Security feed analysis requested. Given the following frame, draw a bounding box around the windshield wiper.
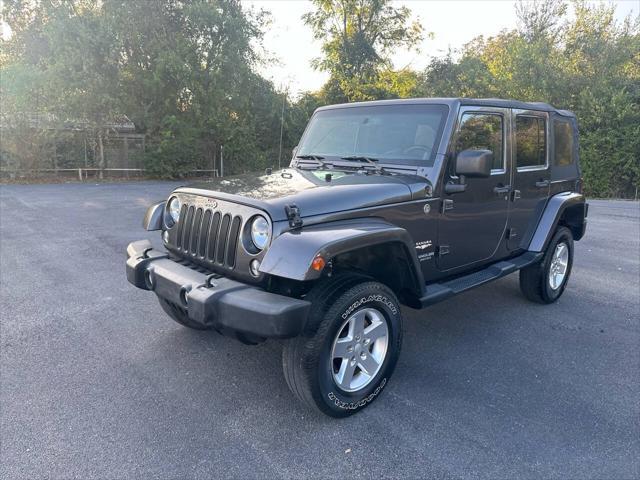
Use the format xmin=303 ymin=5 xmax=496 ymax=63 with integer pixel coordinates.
xmin=340 ymin=155 xmax=388 ymax=174
xmin=296 ymin=154 xmax=325 ymax=160
xmin=341 ymin=155 xmax=378 ymax=164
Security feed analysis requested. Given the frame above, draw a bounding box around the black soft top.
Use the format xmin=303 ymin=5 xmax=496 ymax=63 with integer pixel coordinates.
xmin=317 ymin=97 xmax=576 ymax=118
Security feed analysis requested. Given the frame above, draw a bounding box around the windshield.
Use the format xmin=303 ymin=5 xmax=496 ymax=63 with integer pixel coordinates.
xmin=297 ymin=104 xmax=449 ymax=166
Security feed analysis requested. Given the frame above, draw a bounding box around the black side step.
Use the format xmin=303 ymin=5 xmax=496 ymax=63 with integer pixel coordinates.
xmin=419 ymin=251 xmax=543 ymax=308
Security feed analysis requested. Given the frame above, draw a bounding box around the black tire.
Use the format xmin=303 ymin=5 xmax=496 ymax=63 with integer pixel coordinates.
xmin=158 ymin=297 xmax=213 ymax=330
xmin=520 ymin=226 xmax=574 ymax=304
xmin=282 ymin=274 xmax=403 ymax=418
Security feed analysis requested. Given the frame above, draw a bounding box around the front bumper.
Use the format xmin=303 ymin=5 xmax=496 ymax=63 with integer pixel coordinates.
xmin=126 ymin=240 xmax=310 ymax=339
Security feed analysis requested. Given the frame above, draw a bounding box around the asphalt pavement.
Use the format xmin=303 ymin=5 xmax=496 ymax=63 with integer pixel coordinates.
xmin=1 ymin=182 xmax=638 ymax=479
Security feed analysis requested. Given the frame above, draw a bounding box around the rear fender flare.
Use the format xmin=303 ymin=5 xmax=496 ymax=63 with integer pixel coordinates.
xmin=529 ymin=192 xmax=587 ymax=252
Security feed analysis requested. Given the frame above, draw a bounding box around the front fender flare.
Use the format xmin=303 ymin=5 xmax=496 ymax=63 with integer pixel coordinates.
xmin=143 ymin=201 xmax=165 ymax=231
xmin=260 ymin=218 xmax=425 ymax=287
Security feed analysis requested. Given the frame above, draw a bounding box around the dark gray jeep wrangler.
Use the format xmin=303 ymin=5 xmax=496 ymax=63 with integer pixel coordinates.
xmin=127 ymin=98 xmax=588 ymax=417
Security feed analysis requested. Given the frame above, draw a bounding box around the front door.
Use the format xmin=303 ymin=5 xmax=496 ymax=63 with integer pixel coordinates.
xmin=507 ymin=110 xmax=551 ymax=250
xmin=437 ymin=107 xmax=511 ymax=271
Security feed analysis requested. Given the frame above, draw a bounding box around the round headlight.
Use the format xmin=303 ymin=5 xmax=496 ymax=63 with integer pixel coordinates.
xmin=250 ymin=216 xmax=270 ymax=250
xmin=167 ymin=196 xmax=181 ymax=225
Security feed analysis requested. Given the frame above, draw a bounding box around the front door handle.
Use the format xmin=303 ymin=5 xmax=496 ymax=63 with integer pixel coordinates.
xmin=535 ymin=180 xmax=550 ymax=188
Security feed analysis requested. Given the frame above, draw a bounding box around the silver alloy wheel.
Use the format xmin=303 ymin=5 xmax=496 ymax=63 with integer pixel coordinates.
xmin=548 ymin=242 xmax=569 ymax=290
xmin=330 ymin=307 xmax=389 ymax=392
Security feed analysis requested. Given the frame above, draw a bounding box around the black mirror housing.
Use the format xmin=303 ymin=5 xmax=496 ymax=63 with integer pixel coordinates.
xmin=455 ymin=149 xmax=493 ymax=178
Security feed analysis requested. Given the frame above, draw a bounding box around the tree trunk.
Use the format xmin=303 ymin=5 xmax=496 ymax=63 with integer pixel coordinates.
xmin=97 ymin=130 xmax=105 ymax=180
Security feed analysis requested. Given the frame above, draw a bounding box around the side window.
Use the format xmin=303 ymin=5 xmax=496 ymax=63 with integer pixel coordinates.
xmin=554 ymin=119 xmax=574 ymax=166
xmin=455 ymin=113 xmax=504 ymax=171
xmin=515 ymin=115 xmax=546 ymax=169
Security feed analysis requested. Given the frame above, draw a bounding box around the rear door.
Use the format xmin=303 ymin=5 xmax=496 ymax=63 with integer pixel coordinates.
xmin=507 ymin=110 xmax=550 ymax=250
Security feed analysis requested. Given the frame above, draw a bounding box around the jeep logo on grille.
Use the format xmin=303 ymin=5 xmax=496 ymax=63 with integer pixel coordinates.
xmin=189 ymin=196 xmax=219 ymax=210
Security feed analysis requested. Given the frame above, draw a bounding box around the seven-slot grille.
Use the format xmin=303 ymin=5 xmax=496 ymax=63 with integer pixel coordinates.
xmin=175 ymin=203 xmax=242 ymax=269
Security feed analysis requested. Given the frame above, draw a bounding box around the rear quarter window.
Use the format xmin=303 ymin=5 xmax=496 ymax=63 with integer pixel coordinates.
xmin=554 ymin=119 xmax=575 ymax=166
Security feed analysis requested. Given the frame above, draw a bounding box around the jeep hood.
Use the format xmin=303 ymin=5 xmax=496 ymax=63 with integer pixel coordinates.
xmin=180 ymin=168 xmax=429 ymax=221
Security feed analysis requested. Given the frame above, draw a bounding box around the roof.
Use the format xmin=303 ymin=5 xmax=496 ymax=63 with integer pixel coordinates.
xmin=316 ymin=97 xmax=576 ymax=117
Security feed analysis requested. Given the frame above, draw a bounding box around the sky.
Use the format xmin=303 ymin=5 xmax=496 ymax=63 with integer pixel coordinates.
xmin=244 ymin=0 xmax=638 ymax=96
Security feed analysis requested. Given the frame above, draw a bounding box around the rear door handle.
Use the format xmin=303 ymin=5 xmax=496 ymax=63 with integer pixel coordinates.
xmin=535 ymin=180 xmax=550 ymax=188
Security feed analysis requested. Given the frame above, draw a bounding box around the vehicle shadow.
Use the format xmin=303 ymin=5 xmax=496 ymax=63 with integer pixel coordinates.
xmin=141 ymin=274 xmax=546 ymax=423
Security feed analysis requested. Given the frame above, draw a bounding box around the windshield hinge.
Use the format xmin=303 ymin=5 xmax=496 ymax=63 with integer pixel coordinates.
xmin=285 ymin=204 xmax=303 ymax=229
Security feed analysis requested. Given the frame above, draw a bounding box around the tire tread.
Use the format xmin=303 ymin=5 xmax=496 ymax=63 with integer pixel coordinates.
xmin=282 ymin=274 xmax=402 ymax=417
xmin=519 ymin=226 xmax=573 ymax=304
xmin=283 ymin=273 xmax=367 ymax=413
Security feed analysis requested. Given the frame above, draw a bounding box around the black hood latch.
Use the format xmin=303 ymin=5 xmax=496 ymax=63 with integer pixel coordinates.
xmin=285 ymin=204 xmax=303 ymax=229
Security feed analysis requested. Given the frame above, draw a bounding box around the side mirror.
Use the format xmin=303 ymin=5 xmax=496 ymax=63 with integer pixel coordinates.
xmin=455 ymin=149 xmax=493 ymax=178
xmin=444 ymin=149 xmax=494 ymax=194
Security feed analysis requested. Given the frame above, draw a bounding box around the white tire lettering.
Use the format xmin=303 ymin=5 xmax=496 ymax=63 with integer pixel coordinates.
xmin=342 ymin=295 xmax=397 ymax=320
xmin=327 ymin=378 xmax=387 ymax=410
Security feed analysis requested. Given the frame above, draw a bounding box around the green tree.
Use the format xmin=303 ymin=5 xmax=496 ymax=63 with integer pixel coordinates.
xmin=303 ymin=0 xmax=423 ymax=102
xmin=515 ymin=0 xmax=567 ymax=41
xmin=2 ymin=0 xmax=123 ymax=177
xmin=419 ymin=0 xmax=639 ymax=197
xmin=1 ymin=0 xmax=292 ymax=178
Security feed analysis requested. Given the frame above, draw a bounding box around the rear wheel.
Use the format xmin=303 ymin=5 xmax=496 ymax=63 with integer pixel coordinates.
xmin=520 ymin=226 xmax=574 ymax=304
xmin=282 ymin=274 xmax=402 ymax=417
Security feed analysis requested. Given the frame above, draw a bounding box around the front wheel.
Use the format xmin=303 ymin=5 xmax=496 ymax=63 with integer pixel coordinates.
xmin=520 ymin=226 xmax=574 ymax=304
xmin=282 ymin=275 xmax=403 ymax=417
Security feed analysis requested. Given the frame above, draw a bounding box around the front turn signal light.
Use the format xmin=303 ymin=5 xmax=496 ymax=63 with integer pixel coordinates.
xmin=311 ymin=256 xmax=326 ymax=272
